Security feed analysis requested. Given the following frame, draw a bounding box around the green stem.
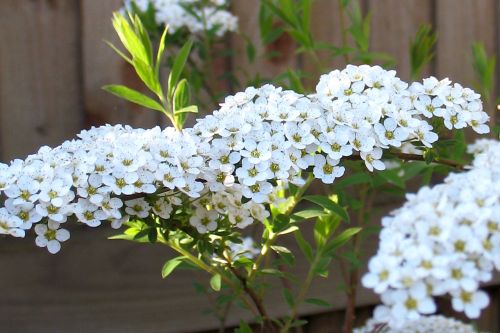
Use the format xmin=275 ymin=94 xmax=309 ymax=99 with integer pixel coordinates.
xmin=280 ymin=251 xmax=321 ymax=333
xmin=248 ymin=174 xmax=314 ymax=282
xmin=342 ymin=186 xmax=372 ymax=333
xmin=223 ymin=253 xmax=274 ymax=331
xmin=158 ymin=238 xmax=259 ymax=317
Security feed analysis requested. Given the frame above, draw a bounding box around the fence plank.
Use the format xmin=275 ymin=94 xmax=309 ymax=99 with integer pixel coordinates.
xmin=0 ymin=0 xmax=83 ymax=161
xmin=436 ymin=0 xmax=497 ymax=116
xmin=231 ymin=0 xmax=299 ymax=90
xmin=81 ymin=0 xmax=163 ymax=128
xmin=370 ymin=0 xmax=433 ymax=80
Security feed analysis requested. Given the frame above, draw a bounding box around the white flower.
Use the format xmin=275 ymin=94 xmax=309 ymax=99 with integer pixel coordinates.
xmin=34 ymin=221 xmax=70 ymax=254
xmin=152 ymin=198 xmax=173 ymax=219
xmin=235 ymin=159 xmax=270 ymax=186
xmin=451 ymin=289 xmax=489 ymax=318
xmin=125 ymin=198 xmax=151 ymax=219
xmin=0 ymin=207 xmax=25 ymax=237
xmin=103 ymin=170 xmax=139 ymax=195
xmin=360 ymin=148 xmax=385 ymax=172
xmin=412 ymin=123 xmax=438 ymax=148
xmin=189 ymin=208 xmax=218 ymax=234
xmin=74 ymin=199 xmax=108 ymax=227
xmin=240 ymin=139 xmax=272 ymax=164
xmin=313 ymin=155 xmax=345 ymax=184
xmin=362 ymin=256 xmax=399 ymax=293
xmin=284 ymin=122 xmax=315 ymax=149
xmin=241 ymin=181 xmax=273 ymax=203
xmin=209 ymin=149 xmax=240 ymax=173
xmin=374 ymin=118 xmax=408 ymax=147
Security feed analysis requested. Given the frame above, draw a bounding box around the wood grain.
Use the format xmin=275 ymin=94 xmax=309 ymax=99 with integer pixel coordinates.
xmin=0 ymin=0 xmax=83 ymax=161
xmin=436 ymin=0 xmax=497 ymax=115
xmin=369 ymin=0 xmax=433 ymax=80
xmin=81 ymin=0 xmax=164 ymax=128
xmin=230 ymin=0 xmax=299 ymax=90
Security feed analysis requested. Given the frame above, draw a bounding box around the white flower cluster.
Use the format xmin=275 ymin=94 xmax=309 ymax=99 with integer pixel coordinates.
xmin=0 ymin=125 xmax=269 ymax=253
xmin=363 ymin=139 xmax=500 ymax=327
xmin=0 ymin=65 xmax=488 ymax=254
xmin=122 ymin=0 xmax=238 ymax=36
xmin=354 ymin=315 xmax=479 ymax=333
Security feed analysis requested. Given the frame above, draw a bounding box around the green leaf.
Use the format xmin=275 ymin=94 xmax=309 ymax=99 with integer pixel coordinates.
xmin=377 ymin=169 xmax=405 ymax=189
xmin=283 ymin=288 xmax=294 ymax=307
xmin=261 ymin=268 xmax=285 ymax=277
xmin=245 ymin=37 xmax=256 ymax=63
xmin=294 ymin=230 xmax=313 ymax=262
xmin=112 ymin=13 xmax=150 ymax=65
xmin=301 ymin=0 xmax=313 ymax=32
xmin=314 ymin=215 xmax=340 ymax=246
xmin=173 ymin=79 xmax=190 ymax=112
xmin=472 ymin=42 xmax=496 ymax=102
xmin=174 ymin=105 xmax=199 ymax=114
xmin=271 ymin=245 xmax=295 ymax=266
xmin=103 ymin=85 xmax=165 ymax=112
xmin=131 ymin=14 xmax=153 ymax=66
xmin=161 ymin=256 xmax=184 ymax=278
xmin=168 ymin=39 xmax=194 ymax=99
xmin=303 ymin=195 xmax=350 ymax=222
xmin=210 ymin=274 xmax=222 ymax=291
xmin=410 ymin=24 xmax=437 ymax=80
xmin=290 ymin=209 xmax=326 ymax=222
xmin=324 ymin=227 xmax=362 ymax=254
xmin=305 ymin=297 xmax=331 ymax=308
xmin=155 ymin=25 xmax=169 ymax=76
xmin=104 ymin=40 xmax=133 ymax=65
xmin=286 ymin=70 xmax=305 ymax=94
xmin=236 ymin=321 xmax=253 ymax=333
xmin=132 ymin=57 xmax=161 ymax=95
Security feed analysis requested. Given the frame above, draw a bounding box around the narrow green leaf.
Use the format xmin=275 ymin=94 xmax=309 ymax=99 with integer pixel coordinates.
xmin=210 ymin=274 xmax=222 ymax=291
xmin=112 ymin=13 xmax=149 ymax=65
xmin=161 ymin=256 xmax=184 ymax=278
xmin=324 ymin=227 xmax=362 ymax=254
xmin=168 ymin=39 xmax=194 ymax=99
xmin=261 ymin=268 xmax=285 ymax=277
xmin=303 ymin=195 xmax=350 ymax=222
xmin=103 ymin=85 xmax=165 ymax=112
xmin=173 ymin=79 xmax=190 ymax=111
xmin=283 ymin=288 xmax=294 ymax=307
xmin=305 ymin=298 xmax=332 ymax=307
xmin=290 ymin=209 xmax=326 ymax=222
xmin=132 ymin=57 xmax=161 ymax=96
xmin=155 ymin=25 xmax=169 ymax=75
xmin=104 ymin=40 xmax=132 ymax=65
xmin=409 ymin=24 xmax=437 ymax=80
xmin=174 ymin=105 xmax=199 ymax=114
xmin=294 ymin=230 xmax=313 ymax=262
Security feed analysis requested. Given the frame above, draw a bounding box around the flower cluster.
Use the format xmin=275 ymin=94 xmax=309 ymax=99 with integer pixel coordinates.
xmin=0 ymin=65 xmax=489 ymax=254
xmin=354 ymin=315 xmax=479 ymax=333
xmin=363 ymin=139 xmax=500 ymax=327
xmin=122 ymin=0 xmax=238 ymax=36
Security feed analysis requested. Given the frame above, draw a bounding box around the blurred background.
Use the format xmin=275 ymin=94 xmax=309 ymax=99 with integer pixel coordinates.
xmin=0 ymin=0 xmax=499 ymax=332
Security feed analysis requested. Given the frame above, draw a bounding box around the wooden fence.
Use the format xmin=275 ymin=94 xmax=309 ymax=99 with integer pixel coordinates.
xmin=0 ymin=0 xmax=499 ymax=332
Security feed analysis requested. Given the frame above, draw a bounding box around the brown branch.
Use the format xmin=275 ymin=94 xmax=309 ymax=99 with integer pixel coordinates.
xmin=342 ymin=186 xmax=373 ymax=333
xmin=223 ymin=254 xmax=276 ymax=333
xmin=343 ymin=152 xmax=465 ymax=170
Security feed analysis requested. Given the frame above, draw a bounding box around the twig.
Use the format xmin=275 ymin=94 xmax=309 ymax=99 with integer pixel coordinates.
xmin=223 ymin=253 xmax=276 ymax=333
